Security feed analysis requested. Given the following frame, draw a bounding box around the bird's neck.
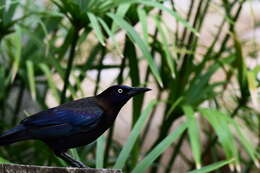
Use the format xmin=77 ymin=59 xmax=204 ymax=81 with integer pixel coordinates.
xmin=95 ymin=96 xmax=122 ymax=118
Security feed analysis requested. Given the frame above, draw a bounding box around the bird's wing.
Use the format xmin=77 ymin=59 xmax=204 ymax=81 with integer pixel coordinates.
xmin=21 ymin=108 xmax=103 ymax=138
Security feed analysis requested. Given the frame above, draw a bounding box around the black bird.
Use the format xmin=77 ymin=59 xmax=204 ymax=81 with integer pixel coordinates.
xmin=0 ymin=85 xmax=151 ymax=168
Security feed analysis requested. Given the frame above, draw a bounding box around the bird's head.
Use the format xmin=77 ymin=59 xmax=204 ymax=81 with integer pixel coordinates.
xmin=96 ymin=85 xmax=151 ymax=111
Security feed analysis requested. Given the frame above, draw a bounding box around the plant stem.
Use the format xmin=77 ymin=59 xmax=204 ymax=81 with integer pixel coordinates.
xmin=190 ymin=101 xmax=244 ymax=170
xmin=213 ymin=1 xmax=243 ymax=59
xmin=104 ymin=125 xmax=114 ymax=167
xmin=12 ymin=81 xmax=24 ymax=125
xmin=94 ymin=48 xmax=106 ymax=95
xmin=180 ymin=0 xmax=194 ymax=49
xmin=60 ymin=26 xmax=80 ymax=104
xmin=141 ymin=91 xmax=161 ymax=143
xmin=165 ymin=130 xmax=187 ymax=173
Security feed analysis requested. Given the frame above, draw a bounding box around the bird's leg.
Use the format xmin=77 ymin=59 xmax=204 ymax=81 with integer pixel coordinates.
xmin=56 ymin=152 xmax=88 ymax=168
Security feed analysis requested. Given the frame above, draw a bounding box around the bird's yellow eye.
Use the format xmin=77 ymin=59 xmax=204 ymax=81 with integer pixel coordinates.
xmin=118 ymin=88 xmax=123 ymax=93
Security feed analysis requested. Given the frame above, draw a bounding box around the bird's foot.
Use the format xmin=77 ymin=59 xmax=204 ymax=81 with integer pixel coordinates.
xmin=56 ymin=152 xmax=89 ymax=168
xmin=71 ymin=160 xmax=88 ymax=168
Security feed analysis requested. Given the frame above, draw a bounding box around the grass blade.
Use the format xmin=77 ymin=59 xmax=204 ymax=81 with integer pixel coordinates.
xmin=87 ymin=12 xmax=105 ymax=46
xmin=224 ymin=113 xmax=259 ymax=168
xmin=131 ymin=122 xmax=187 ymax=173
xmin=111 ymin=3 xmax=131 ymax=32
xmin=188 ymin=158 xmax=235 ymax=173
xmin=108 ymin=13 xmax=163 ymax=87
xmin=97 ymin=17 xmax=123 ymax=57
xmin=26 ymin=60 xmax=36 ymax=100
xmin=96 ymin=135 xmax=105 ymax=168
xmin=137 ymin=7 xmax=148 ymax=43
xmin=69 ymin=149 xmax=80 ymax=162
xmin=137 ymin=0 xmax=199 ymax=36
xmin=39 ymin=63 xmax=60 ymax=103
xmin=200 ymin=109 xmax=239 ymax=167
xmin=154 ymin=15 xmax=175 ymax=78
xmin=114 ymin=100 xmax=157 ymax=169
xmin=183 ymin=105 xmax=201 ymax=169
xmin=247 ymin=71 xmax=258 ymax=109
xmin=0 ymin=156 xmax=10 ymax=164
xmin=4 ymin=26 xmax=22 ymax=82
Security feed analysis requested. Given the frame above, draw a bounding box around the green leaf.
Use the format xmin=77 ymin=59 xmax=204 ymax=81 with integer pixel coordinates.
xmin=131 ymin=122 xmax=187 ymax=173
xmin=108 ymin=13 xmax=163 ymax=87
xmin=166 ymin=97 xmax=183 ymax=118
xmin=188 ymin=158 xmax=235 ymax=173
xmin=69 ymin=149 xmax=80 ymax=162
xmin=26 ymin=60 xmax=36 ymax=100
xmin=4 ymin=26 xmax=22 ymax=82
xmin=183 ymin=105 xmax=201 ymax=169
xmin=97 ymin=17 xmax=123 ymax=57
xmin=0 ymin=0 xmax=6 ymax=19
xmin=39 ymin=63 xmax=60 ymax=103
xmin=3 ymin=0 xmax=19 ymax=25
xmin=137 ymin=7 xmax=148 ymax=43
xmin=96 ymin=135 xmax=105 ymax=168
xmin=87 ymin=12 xmax=105 ymax=46
xmin=185 ymin=64 xmax=219 ymax=105
xmin=154 ymin=15 xmax=175 ymax=78
xmin=247 ymin=71 xmax=258 ymax=108
xmin=0 ymin=67 xmax=5 ymax=100
xmin=200 ymin=109 xmax=238 ymax=162
xmin=233 ymin=33 xmax=249 ymax=99
xmin=114 ymin=100 xmax=157 ymax=169
xmin=124 ymin=37 xmax=141 ymax=125
xmin=137 ymin=0 xmax=199 ymax=36
xmin=0 ymin=156 xmax=10 ymax=164
xmin=38 ymin=19 xmax=49 ymax=56
xmin=111 ymin=3 xmax=131 ymax=32
xmin=224 ymin=112 xmax=259 ymax=168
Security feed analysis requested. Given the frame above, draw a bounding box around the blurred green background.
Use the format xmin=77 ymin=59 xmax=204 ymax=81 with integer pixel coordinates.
xmin=0 ymin=0 xmax=259 ymax=172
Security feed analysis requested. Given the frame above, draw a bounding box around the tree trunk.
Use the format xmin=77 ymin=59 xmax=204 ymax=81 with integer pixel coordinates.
xmin=0 ymin=164 xmax=122 ymax=173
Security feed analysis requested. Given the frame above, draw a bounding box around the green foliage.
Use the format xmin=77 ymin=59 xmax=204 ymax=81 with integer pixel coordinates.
xmin=0 ymin=0 xmax=259 ymax=172
xmin=183 ymin=105 xmax=201 ymax=169
xmin=188 ymin=159 xmax=235 ymax=173
xmin=114 ymin=100 xmax=157 ymax=169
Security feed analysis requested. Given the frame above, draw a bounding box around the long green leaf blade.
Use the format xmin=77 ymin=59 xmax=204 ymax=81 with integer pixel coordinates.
xmin=96 ymin=135 xmax=105 ymax=168
xmin=70 ymin=149 xmax=80 ymax=162
xmin=183 ymin=105 xmax=201 ymax=169
xmin=111 ymin=3 xmax=131 ymax=32
xmin=154 ymin=15 xmax=175 ymax=78
xmin=39 ymin=63 xmax=60 ymax=103
xmin=97 ymin=17 xmax=123 ymax=57
xmin=0 ymin=156 xmax=10 ymax=164
xmin=200 ymin=109 xmax=239 ymax=165
xmin=137 ymin=7 xmax=148 ymax=43
xmin=114 ymin=100 xmax=157 ymax=169
xmin=188 ymin=159 xmax=235 ymax=173
xmin=131 ymin=122 xmax=187 ymax=173
xmin=223 ymin=112 xmax=259 ymax=168
xmin=137 ymin=0 xmax=199 ymax=36
xmin=5 ymin=26 xmax=22 ymax=82
xmin=26 ymin=60 xmax=36 ymax=100
xmin=108 ymin=13 xmax=163 ymax=87
xmin=87 ymin=12 xmax=105 ymax=46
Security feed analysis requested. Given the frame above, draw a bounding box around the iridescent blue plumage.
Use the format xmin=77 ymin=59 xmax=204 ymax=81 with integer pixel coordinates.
xmin=0 ymin=85 xmax=151 ymax=168
xmin=22 ymin=108 xmax=102 ymax=138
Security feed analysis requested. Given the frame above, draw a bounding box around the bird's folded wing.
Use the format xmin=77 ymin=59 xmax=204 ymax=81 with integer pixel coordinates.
xmin=20 ymin=108 xmax=103 ymax=137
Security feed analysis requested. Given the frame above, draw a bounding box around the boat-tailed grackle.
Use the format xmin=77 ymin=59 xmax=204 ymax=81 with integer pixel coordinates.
xmin=0 ymin=85 xmax=151 ymax=168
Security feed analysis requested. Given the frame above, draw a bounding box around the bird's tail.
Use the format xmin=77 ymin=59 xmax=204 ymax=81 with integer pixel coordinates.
xmin=0 ymin=125 xmax=29 ymax=146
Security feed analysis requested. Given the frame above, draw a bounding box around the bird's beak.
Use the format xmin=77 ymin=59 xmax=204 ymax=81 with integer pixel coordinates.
xmin=128 ymin=87 xmax=151 ymax=96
